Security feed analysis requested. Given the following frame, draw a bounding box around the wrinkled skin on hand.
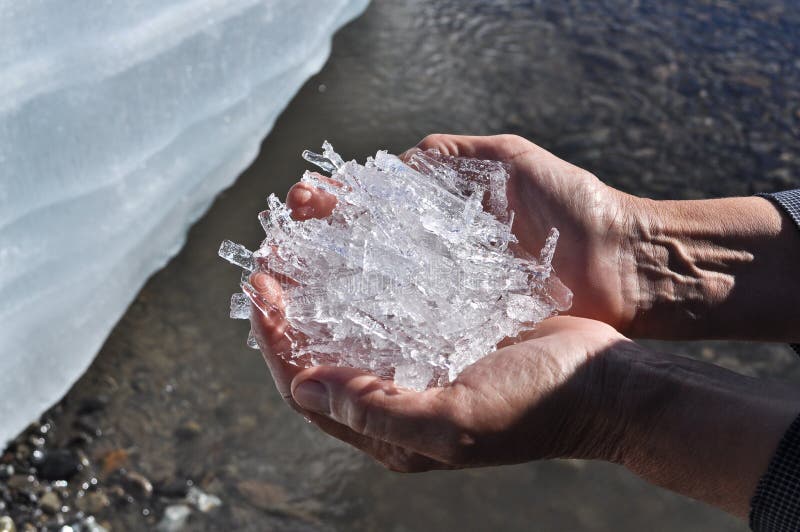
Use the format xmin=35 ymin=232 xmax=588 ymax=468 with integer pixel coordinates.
xmin=402 ymin=134 xmax=644 ymax=334
xmin=250 ymin=273 xmax=634 ymax=472
xmin=245 ymin=134 xmax=800 ymax=520
xmin=247 ymin=135 xmax=646 ymax=471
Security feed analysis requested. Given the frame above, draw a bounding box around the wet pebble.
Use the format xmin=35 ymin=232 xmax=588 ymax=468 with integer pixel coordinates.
xmin=99 ymin=449 xmax=129 ymax=475
xmin=186 ymin=486 xmax=221 ymax=513
xmin=75 ymin=490 xmax=110 ymax=514
xmin=76 ymin=396 xmax=109 ymax=416
xmin=66 ymin=432 xmax=94 ymax=448
xmin=120 ymin=471 xmax=153 ymax=500
xmin=0 ymin=464 xmax=14 ymax=480
xmin=38 ymin=491 xmax=61 ymax=515
xmin=79 ymin=516 xmax=109 ymax=532
xmin=236 ymin=480 xmax=289 ymax=511
xmin=153 ymin=479 xmax=190 ymax=499
xmin=0 ymin=516 xmax=14 ymax=532
xmin=14 ymin=444 xmax=31 ymax=462
xmin=174 ymin=420 xmax=202 ymax=440
xmin=7 ymin=475 xmax=36 ymax=491
xmin=156 ymin=504 xmax=191 ymax=532
xmin=35 ymin=450 xmax=81 ymax=481
xmin=73 ymin=417 xmax=102 ymax=439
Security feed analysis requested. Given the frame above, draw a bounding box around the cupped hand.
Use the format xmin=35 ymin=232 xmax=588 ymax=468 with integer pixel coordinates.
xmin=245 ymin=133 xmax=647 ymax=470
xmin=249 ymin=269 xmax=637 ymax=472
xmin=402 ymin=134 xmax=648 ymax=335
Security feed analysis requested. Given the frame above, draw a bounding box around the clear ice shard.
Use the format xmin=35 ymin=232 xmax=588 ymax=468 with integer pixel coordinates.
xmin=229 ymin=293 xmax=251 ymax=320
xmin=0 ymin=0 xmax=368 ymax=447
xmin=219 ymin=240 xmax=256 ymax=272
xmin=222 ymin=143 xmax=572 ymax=391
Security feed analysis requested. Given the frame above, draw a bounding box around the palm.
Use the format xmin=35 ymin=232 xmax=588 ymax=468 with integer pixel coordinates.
xmin=412 ymin=134 xmax=640 ymax=332
xmin=247 ymin=134 xmax=640 ymax=470
xmin=442 ymin=316 xmax=624 ymax=465
xmin=250 ymin=282 xmax=626 ymax=471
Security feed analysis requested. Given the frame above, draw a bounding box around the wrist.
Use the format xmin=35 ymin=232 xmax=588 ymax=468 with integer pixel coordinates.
xmin=557 ymin=336 xmax=651 ymax=463
xmin=625 ymin=195 xmax=799 ymax=340
xmin=614 ymin=346 xmax=800 ymax=517
xmin=624 ymin=195 xmax=727 ymax=338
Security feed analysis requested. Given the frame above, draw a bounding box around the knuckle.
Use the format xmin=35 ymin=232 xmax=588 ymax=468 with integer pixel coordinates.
xmin=494 ymin=133 xmax=526 ymax=148
xmin=346 ymin=390 xmax=387 ymax=438
xmin=418 ymin=133 xmax=447 ymax=150
xmin=496 ymin=133 xmax=522 ymax=143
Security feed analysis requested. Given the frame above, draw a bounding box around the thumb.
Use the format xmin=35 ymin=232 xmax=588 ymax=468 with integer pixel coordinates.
xmin=290 ymin=366 xmax=470 ymax=465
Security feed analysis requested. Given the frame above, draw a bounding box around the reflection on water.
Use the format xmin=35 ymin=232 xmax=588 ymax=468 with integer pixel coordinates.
xmin=12 ymin=0 xmax=800 ymax=530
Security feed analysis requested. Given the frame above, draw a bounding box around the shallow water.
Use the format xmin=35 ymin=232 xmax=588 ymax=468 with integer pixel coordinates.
xmin=12 ymin=0 xmax=800 ymax=530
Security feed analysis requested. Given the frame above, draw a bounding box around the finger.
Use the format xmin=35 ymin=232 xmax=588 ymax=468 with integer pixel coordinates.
xmin=403 ymin=133 xmax=532 ymax=161
xmin=290 ymin=366 xmax=468 ymax=465
xmin=253 ymin=244 xmax=302 ymax=287
xmin=246 ymin=272 xmax=303 ymax=398
xmin=286 ymin=175 xmax=339 ymax=220
xmin=305 ymin=412 xmax=451 ymax=473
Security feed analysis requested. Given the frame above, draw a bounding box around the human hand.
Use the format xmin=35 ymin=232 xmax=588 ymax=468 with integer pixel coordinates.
xmin=400 ymin=134 xmax=800 ymax=341
xmin=400 ymin=134 xmax=645 ymax=334
xmin=248 ymin=270 xmax=635 ymax=471
xmin=245 ymin=134 xmax=800 ymax=521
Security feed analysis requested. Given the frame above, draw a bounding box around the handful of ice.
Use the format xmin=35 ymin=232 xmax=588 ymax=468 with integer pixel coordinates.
xmin=219 ymin=143 xmax=571 ymax=390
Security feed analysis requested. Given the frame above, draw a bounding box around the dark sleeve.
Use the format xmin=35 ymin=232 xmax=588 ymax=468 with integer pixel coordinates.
xmin=751 ymin=415 xmax=800 ymax=531
xmin=756 ymin=189 xmax=800 ymax=357
xmin=750 ymin=189 xmax=800 ymax=531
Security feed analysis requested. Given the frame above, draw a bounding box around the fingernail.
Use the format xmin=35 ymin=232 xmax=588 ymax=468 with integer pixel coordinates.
xmin=250 ymin=272 xmax=269 ymax=291
xmin=293 ymin=380 xmax=330 ymax=414
xmin=294 ymin=187 xmax=313 ymax=205
xmin=398 ymin=148 xmax=416 ymax=162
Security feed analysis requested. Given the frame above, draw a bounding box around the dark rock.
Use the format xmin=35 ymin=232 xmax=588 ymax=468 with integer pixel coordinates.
xmin=0 ymin=464 xmax=13 ymax=480
xmin=34 ymin=450 xmax=81 ymax=481
xmin=120 ymin=471 xmax=153 ymax=500
xmin=66 ymin=432 xmax=94 ymax=448
xmin=174 ymin=421 xmax=202 ymax=441
xmin=77 ymin=396 xmax=109 ymax=416
xmin=154 ymin=480 xmax=190 ymax=499
xmin=73 ymin=416 xmax=102 ymax=438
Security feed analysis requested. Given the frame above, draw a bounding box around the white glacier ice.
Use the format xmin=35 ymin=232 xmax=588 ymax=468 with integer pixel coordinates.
xmin=221 ymin=144 xmax=572 ymax=390
xmin=0 ymin=0 xmax=369 ymax=446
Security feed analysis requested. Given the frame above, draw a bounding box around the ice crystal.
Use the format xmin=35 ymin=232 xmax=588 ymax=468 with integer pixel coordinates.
xmin=220 ymin=143 xmax=572 ymax=390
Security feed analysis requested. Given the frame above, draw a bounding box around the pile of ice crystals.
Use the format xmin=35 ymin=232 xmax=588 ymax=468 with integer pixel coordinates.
xmin=220 ymin=142 xmax=572 ymax=390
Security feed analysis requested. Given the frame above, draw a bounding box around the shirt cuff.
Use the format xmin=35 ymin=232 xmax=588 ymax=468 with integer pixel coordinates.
xmin=750 ymin=413 xmax=800 ymax=531
xmin=757 ymin=190 xmax=800 ymax=229
xmin=756 ymin=190 xmax=800 ymax=357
